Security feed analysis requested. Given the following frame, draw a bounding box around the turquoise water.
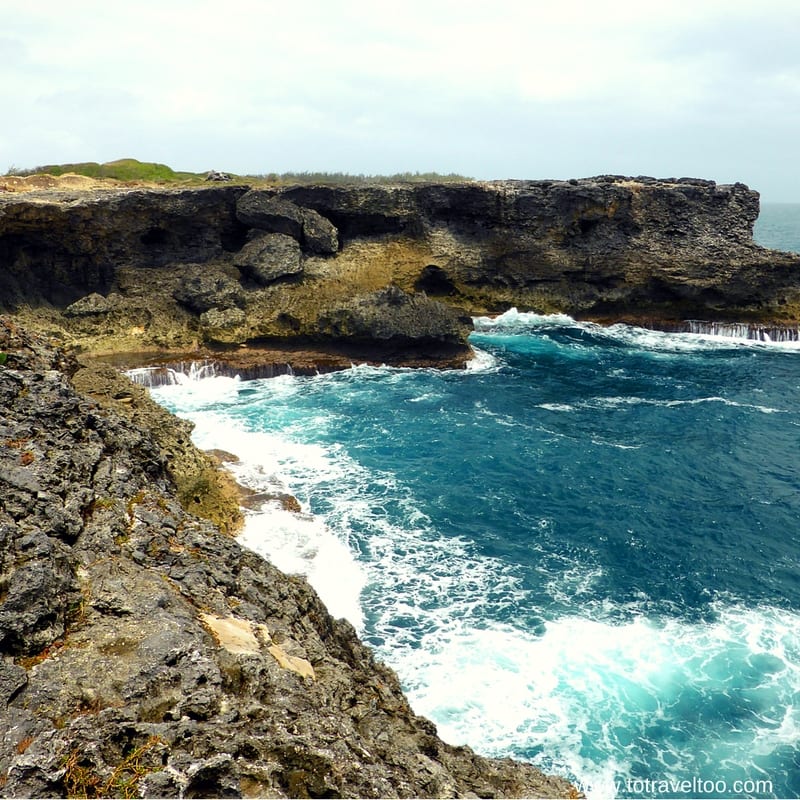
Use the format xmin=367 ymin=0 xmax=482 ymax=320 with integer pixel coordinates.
xmin=151 ymin=205 xmax=800 ymax=799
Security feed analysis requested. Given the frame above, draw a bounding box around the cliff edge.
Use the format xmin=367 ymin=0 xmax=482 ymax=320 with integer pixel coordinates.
xmin=0 ymin=318 xmax=578 ymax=798
xmin=2 ymin=177 xmax=799 ymax=369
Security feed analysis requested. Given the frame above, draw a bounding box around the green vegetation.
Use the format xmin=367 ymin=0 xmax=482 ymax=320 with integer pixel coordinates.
xmin=4 ymin=159 xmax=473 ymax=186
xmin=252 ymin=170 xmax=473 ymax=185
xmin=10 ymin=158 xmax=205 ymax=183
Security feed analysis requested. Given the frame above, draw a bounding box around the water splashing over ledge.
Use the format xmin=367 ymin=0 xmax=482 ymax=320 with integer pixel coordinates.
xmin=121 ymin=319 xmax=800 ymax=390
xmin=125 ymin=359 xmax=296 ymax=387
xmin=684 ymin=320 xmax=800 ymax=342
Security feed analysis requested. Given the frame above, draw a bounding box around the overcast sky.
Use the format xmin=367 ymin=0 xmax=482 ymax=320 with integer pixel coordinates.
xmin=2 ymin=0 xmax=799 ymax=200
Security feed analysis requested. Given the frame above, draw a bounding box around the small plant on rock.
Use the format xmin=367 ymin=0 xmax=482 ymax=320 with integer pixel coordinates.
xmin=62 ymin=736 xmax=165 ymax=799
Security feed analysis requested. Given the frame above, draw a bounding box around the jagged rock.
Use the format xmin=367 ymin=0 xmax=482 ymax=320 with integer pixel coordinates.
xmin=233 ymin=233 xmax=303 ymax=284
xmin=0 ymin=532 xmax=81 ymax=655
xmin=200 ymin=306 xmax=246 ymax=330
xmin=0 ymin=660 xmax=27 ymax=706
xmin=205 ymin=170 xmax=232 ymax=182
xmin=69 ymin=360 xmax=242 ymax=535
xmin=63 ymin=292 xmax=120 ymax=317
xmin=0 ymin=319 xmax=577 ymax=799
xmin=317 ymin=285 xmax=471 ymax=354
xmin=300 ymin=207 xmax=338 ymax=254
xmin=172 ymin=273 xmax=245 ymax=313
xmin=236 ymin=193 xmax=305 ymax=239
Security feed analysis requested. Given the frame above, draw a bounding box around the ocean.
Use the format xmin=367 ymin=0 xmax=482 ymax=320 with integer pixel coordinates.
xmin=148 ymin=203 xmax=800 ymax=799
xmin=754 ymin=203 xmax=800 ymax=254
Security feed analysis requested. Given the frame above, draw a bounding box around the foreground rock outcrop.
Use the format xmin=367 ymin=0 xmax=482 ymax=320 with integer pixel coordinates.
xmin=2 ymin=177 xmax=800 ymax=368
xmin=0 ymin=319 xmax=578 ymax=798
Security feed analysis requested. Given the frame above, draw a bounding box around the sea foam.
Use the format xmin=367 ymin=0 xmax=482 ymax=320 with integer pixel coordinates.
xmin=397 ymin=604 xmax=800 ymax=798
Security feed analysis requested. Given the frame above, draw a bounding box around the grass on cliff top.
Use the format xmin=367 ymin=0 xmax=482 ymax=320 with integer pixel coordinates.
xmin=4 ymin=159 xmax=473 ymax=186
xmin=7 ymin=158 xmax=206 ymax=184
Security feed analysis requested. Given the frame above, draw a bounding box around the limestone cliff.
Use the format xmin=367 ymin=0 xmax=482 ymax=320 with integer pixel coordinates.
xmin=2 ymin=177 xmax=799 ymax=368
xmin=272 ymin=177 xmax=800 ymax=319
xmin=0 ymin=319 xmax=578 ymax=798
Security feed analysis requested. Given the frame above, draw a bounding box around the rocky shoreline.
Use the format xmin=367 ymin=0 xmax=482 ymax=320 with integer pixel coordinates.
xmin=2 ymin=176 xmax=799 ymax=798
xmin=0 ymin=319 xmax=579 ymax=798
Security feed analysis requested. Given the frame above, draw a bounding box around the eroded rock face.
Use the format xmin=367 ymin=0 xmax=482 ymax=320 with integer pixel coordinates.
xmin=316 ymin=286 xmax=471 ymax=358
xmin=277 ymin=177 xmax=800 ymax=315
xmin=0 ymin=186 xmax=248 ymax=308
xmin=0 ymin=319 xmax=578 ymax=799
xmin=173 ymin=273 xmax=245 ymax=313
xmin=3 ymin=177 xmax=800 ymax=367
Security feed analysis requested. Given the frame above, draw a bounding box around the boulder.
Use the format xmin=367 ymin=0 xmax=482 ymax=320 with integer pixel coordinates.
xmin=236 ymin=191 xmax=339 ymax=255
xmin=172 ymin=273 xmax=245 ymax=313
xmin=233 ymin=233 xmax=303 ymax=285
xmin=63 ymin=292 xmax=120 ymax=317
xmin=236 ymin=193 xmax=305 ymax=239
xmin=317 ymin=285 xmax=471 ymax=351
xmin=300 ymin=207 xmax=338 ymax=254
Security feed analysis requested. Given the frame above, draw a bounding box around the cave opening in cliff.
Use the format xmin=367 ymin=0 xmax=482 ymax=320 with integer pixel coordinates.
xmin=140 ymin=227 xmax=170 ymax=246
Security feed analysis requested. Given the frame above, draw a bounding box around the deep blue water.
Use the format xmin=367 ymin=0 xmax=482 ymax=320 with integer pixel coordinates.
xmin=150 ymin=204 xmax=800 ymax=799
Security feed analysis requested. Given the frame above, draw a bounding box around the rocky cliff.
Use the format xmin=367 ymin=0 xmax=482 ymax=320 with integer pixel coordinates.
xmin=1 ymin=179 xmax=791 ymax=798
xmin=0 ymin=319 xmax=578 ymax=798
xmin=2 ymin=177 xmax=799 ymax=368
xmin=277 ymin=177 xmax=800 ymax=317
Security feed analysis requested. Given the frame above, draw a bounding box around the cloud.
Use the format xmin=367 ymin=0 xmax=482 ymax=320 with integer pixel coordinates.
xmin=1 ymin=0 xmax=799 ymax=198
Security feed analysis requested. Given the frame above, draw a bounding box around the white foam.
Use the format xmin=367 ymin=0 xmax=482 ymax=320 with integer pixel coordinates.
xmin=149 ymin=374 xmax=242 ymax=409
xmin=470 ymin=310 xmax=800 ymax=354
xmin=591 ymin=395 xmax=784 ymax=414
xmin=465 ymin=346 xmax=499 ymax=372
xmin=155 ymin=407 xmax=368 ymax=629
xmin=590 ymin=438 xmax=641 ymax=449
xmin=605 ymin=323 xmax=800 ymax=354
xmin=537 ymin=403 xmax=575 ymax=412
xmin=392 ymin=603 xmax=800 ymax=794
xmin=472 ymin=308 xmax=577 ymax=331
xmin=238 ymin=503 xmax=366 ymax=627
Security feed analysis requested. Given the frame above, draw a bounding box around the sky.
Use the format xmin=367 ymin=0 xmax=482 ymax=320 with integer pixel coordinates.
xmin=2 ymin=0 xmax=799 ymax=200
